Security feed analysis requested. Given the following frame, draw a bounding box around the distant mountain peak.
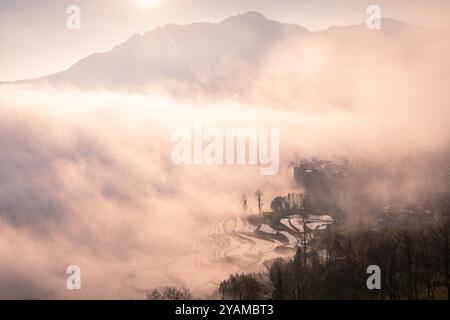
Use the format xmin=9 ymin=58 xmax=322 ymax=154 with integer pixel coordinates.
xmin=7 ymin=12 xmax=423 ymax=90
xmin=379 ymin=17 xmax=412 ymax=31
xmin=223 ymin=11 xmax=269 ymax=24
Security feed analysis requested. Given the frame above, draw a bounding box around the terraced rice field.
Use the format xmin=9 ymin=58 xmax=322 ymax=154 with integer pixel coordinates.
xmin=121 ymin=214 xmax=333 ymax=298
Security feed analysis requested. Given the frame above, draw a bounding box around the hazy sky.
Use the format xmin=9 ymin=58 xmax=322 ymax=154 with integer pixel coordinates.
xmin=1 ymin=0 xmax=450 ymax=81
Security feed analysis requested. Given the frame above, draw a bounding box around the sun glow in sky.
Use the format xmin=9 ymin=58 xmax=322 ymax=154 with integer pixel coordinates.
xmin=138 ymin=0 xmax=158 ymax=7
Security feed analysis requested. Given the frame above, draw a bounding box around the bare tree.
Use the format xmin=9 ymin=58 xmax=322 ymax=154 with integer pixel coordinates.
xmin=146 ymin=287 xmax=192 ymax=300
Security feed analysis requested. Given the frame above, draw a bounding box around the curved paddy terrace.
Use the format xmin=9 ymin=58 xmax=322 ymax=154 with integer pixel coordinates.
xmin=122 ymin=213 xmax=334 ymax=298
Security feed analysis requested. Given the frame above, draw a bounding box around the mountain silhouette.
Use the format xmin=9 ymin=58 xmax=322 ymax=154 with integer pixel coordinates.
xmin=9 ymin=12 xmax=444 ymax=107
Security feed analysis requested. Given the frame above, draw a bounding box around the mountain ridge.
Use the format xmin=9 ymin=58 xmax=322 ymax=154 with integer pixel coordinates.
xmin=8 ymin=12 xmax=415 ymax=85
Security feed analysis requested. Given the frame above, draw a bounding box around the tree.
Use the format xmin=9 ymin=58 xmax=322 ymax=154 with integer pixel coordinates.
xmin=271 ymin=197 xmax=286 ymax=213
xmin=431 ymin=225 xmax=450 ymax=300
xmin=146 ymin=287 xmax=192 ymax=300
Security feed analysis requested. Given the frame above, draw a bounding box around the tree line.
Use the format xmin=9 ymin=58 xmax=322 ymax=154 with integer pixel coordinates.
xmin=219 ymin=221 xmax=450 ymax=300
